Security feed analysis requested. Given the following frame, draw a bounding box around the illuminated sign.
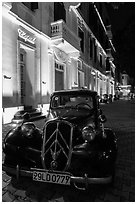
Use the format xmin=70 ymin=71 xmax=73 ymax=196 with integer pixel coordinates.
xmin=18 ymin=28 xmax=36 ymax=44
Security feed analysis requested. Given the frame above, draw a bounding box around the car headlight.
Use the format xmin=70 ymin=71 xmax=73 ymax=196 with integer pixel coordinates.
xmin=82 ymin=125 xmax=96 ymax=142
xmin=21 ymin=122 xmax=36 ymax=138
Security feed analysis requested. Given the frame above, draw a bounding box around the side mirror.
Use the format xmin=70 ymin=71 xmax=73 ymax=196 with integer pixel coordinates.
xmin=99 ymin=115 xmax=107 ymax=123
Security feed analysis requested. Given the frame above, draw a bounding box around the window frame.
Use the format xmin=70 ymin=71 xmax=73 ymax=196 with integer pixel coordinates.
xmin=89 ymin=37 xmax=93 ymax=59
xmin=99 ymin=54 xmax=102 ymax=68
xmin=78 ymin=27 xmax=85 ymax=53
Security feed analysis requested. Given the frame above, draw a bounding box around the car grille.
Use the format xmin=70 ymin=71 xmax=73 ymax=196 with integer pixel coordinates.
xmin=41 ymin=120 xmax=73 ymax=171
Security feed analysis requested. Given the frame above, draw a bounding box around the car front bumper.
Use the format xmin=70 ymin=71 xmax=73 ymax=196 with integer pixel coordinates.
xmin=2 ymin=164 xmax=112 ymax=185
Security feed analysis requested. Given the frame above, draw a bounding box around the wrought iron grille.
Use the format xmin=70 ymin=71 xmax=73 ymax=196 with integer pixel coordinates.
xmin=41 ymin=120 xmax=73 ymax=171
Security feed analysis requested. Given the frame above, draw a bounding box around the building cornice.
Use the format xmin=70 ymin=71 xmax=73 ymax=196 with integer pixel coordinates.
xmin=8 ymin=10 xmax=50 ymax=41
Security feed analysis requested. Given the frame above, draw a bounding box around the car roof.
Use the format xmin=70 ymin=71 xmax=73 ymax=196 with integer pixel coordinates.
xmin=51 ymin=89 xmax=97 ymax=97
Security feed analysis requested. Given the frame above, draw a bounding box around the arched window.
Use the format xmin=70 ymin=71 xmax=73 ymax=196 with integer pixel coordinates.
xmin=54 ymin=2 xmax=66 ymax=22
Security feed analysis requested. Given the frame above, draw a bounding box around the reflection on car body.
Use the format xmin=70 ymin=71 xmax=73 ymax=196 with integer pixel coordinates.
xmin=2 ymin=89 xmax=117 ymax=190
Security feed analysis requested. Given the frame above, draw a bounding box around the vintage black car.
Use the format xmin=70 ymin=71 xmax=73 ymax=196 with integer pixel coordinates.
xmin=3 ymin=89 xmax=117 ymax=190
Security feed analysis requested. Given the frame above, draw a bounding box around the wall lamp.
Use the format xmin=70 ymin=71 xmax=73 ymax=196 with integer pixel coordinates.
xmin=42 ymin=81 xmax=46 ymax=84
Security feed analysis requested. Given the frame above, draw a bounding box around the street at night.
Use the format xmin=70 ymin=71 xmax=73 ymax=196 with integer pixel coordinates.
xmin=2 ymin=99 xmax=135 ymax=202
xmin=2 ymin=2 xmax=135 ymax=202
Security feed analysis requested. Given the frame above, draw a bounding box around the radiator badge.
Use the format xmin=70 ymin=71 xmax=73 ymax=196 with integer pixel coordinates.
xmin=50 ymin=148 xmax=61 ymax=169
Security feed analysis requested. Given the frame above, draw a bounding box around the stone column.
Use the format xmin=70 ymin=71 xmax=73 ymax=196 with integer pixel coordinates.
xmin=65 ymin=58 xmax=72 ymax=90
xmin=48 ymin=48 xmax=55 ymax=94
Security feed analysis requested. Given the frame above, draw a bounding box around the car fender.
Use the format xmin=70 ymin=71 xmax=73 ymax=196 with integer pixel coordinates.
xmin=3 ymin=124 xmax=43 ymax=151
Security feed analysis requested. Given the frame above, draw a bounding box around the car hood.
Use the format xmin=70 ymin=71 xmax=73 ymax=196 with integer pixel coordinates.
xmin=48 ymin=108 xmax=95 ymax=124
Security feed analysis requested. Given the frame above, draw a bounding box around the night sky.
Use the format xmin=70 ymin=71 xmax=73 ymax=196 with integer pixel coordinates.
xmin=106 ymin=2 xmax=135 ymax=84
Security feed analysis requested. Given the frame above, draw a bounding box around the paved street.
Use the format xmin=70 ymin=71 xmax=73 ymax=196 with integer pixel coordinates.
xmin=2 ymin=99 xmax=135 ymax=202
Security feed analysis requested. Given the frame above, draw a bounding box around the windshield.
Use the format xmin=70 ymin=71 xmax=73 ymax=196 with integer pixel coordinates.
xmin=51 ymin=95 xmax=93 ymax=109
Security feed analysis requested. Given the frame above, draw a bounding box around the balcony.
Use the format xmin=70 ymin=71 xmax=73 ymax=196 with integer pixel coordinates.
xmin=106 ymin=48 xmax=114 ymax=61
xmin=51 ymin=20 xmax=80 ymax=56
xmin=106 ymin=25 xmax=112 ymax=40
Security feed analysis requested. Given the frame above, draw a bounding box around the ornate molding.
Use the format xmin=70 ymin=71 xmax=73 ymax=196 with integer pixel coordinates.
xmin=52 ymin=46 xmax=68 ymax=63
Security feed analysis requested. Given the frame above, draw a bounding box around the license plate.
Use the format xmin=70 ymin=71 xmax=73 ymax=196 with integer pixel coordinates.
xmin=33 ymin=171 xmax=71 ymax=185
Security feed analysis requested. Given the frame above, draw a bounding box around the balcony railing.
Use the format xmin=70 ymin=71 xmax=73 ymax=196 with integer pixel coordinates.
xmin=51 ymin=20 xmax=80 ymax=53
xmin=106 ymin=25 xmax=112 ymax=40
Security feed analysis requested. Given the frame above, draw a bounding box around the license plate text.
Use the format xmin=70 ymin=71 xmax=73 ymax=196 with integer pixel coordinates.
xmin=33 ymin=171 xmax=70 ymax=185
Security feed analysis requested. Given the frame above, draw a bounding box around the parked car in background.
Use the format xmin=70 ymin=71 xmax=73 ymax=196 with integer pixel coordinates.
xmin=114 ymin=94 xmax=119 ymax=101
xmin=100 ymin=94 xmax=109 ymax=104
xmin=108 ymin=94 xmax=113 ymax=103
xmin=2 ymin=89 xmax=117 ymax=190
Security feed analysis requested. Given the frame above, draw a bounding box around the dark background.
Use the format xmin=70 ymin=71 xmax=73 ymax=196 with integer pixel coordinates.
xmin=107 ymin=2 xmax=135 ymax=85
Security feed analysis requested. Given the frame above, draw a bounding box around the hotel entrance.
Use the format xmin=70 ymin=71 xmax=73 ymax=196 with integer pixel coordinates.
xmin=18 ymin=43 xmax=35 ymax=108
xmin=55 ymin=61 xmax=65 ymax=91
xmin=19 ymin=48 xmax=26 ymax=105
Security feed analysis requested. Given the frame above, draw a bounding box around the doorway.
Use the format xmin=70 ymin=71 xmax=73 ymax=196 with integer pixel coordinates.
xmin=19 ymin=48 xmax=26 ymax=105
xmin=55 ymin=61 xmax=64 ymax=91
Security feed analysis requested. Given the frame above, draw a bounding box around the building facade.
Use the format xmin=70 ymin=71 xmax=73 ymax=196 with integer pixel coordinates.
xmin=2 ymin=2 xmax=116 ymax=123
xmin=116 ymin=71 xmax=131 ymax=98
